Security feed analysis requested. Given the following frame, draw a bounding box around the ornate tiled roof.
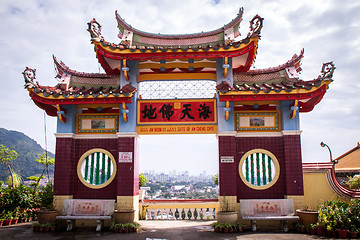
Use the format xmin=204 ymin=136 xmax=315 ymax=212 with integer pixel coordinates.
xmin=115 ymin=8 xmax=244 ymax=48
xmin=23 ymin=67 xmax=136 ymax=102
xmin=217 ymin=50 xmax=335 ymax=94
xmin=87 ymin=11 xmax=263 ymax=56
xmin=217 ymin=57 xmax=335 ymax=113
xmin=217 ymin=77 xmax=324 ymax=94
xmin=86 ymin=10 xmax=263 ymax=75
xmin=53 ymin=55 xmax=121 ymax=89
xmin=53 ymin=55 xmax=109 ymax=78
xmin=244 ymin=49 xmax=303 ymax=75
xmin=96 ymin=36 xmax=255 ymax=53
xmin=31 ymin=83 xmax=135 ymax=99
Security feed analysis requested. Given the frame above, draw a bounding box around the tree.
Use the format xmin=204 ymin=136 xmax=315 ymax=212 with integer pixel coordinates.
xmin=27 ymin=152 xmax=55 ymax=194
xmin=212 ymin=174 xmax=218 ymax=186
xmin=5 ymin=171 xmax=22 ymax=187
xmin=139 ymin=173 xmax=149 ymax=188
xmin=0 ymin=144 xmax=18 ymax=188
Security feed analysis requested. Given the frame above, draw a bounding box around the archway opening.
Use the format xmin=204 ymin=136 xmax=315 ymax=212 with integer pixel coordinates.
xmin=139 ymin=134 xmax=218 ymax=200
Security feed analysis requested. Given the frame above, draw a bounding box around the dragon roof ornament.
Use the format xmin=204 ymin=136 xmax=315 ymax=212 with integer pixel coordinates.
xmin=319 ymin=62 xmax=336 ymax=80
xmin=247 ymin=15 xmax=264 ymax=38
xmin=87 ymin=18 xmax=102 ymax=40
xmin=22 ymin=67 xmax=38 ymax=89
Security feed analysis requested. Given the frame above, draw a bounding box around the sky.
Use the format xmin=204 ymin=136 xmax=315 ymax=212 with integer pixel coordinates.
xmin=0 ymin=0 xmax=359 ymax=176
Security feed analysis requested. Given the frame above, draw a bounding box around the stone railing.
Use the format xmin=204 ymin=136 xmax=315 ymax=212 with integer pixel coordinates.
xmin=140 ymin=199 xmax=219 ymax=220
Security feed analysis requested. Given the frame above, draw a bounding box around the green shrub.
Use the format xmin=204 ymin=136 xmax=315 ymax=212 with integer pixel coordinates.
xmin=318 ymin=199 xmax=359 ymax=231
xmin=0 ymin=185 xmax=35 ymax=212
xmin=38 ymin=183 xmax=55 ymax=210
xmin=346 ymin=175 xmax=360 ymax=189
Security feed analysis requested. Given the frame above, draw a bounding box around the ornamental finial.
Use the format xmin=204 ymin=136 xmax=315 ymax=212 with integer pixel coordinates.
xmin=247 ymin=14 xmax=264 ymax=37
xmin=22 ymin=67 xmax=38 ymax=89
xmin=87 ymin=18 xmax=102 ymax=39
xmin=319 ymin=62 xmax=336 ymax=79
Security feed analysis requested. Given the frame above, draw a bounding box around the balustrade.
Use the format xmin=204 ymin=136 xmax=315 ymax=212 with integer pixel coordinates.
xmin=140 ymin=199 xmax=219 ymax=221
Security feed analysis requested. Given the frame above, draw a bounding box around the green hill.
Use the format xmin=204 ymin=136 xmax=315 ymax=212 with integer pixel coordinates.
xmin=0 ymin=128 xmax=54 ymax=182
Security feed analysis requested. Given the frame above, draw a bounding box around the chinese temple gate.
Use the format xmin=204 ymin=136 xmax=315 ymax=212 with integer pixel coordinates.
xmin=23 ymin=8 xmax=335 ymax=217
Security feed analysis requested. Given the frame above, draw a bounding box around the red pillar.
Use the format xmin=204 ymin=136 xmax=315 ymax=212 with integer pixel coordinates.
xmin=117 ymin=136 xmax=139 ymax=197
xmin=218 ymin=135 xmax=237 ymax=196
xmin=54 ymin=136 xmax=75 ymax=195
xmin=283 ymin=133 xmax=304 ymax=195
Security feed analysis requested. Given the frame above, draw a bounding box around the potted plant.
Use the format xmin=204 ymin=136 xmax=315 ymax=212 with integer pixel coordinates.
xmin=223 ymin=223 xmax=231 ymax=233
xmin=118 ymin=223 xmax=125 ymax=233
xmin=308 ymin=223 xmax=316 ymax=235
xmin=11 ymin=208 xmax=19 ymax=224
xmin=216 ymin=196 xmax=237 ymax=224
xmin=139 ymin=173 xmax=148 ymax=200
xmin=132 ymin=222 xmax=140 ymax=232
xmin=296 ymin=206 xmax=318 ymax=226
xmin=333 ymin=202 xmax=349 ymax=239
xmin=50 ymin=223 xmax=56 ymax=232
xmin=211 ymin=222 xmax=220 ymax=232
xmin=3 ymin=211 xmax=13 ymax=226
xmin=110 ymin=222 xmax=118 ymax=232
xmin=218 ymin=223 xmax=225 ymax=232
xmin=114 ymin=209 xmax=136 ymax=223
xmin=33 ymin=222 xmax=41 ymax=232
xmin=349 ymin=225 xmax=358 ymax=239
xmin=37 ymin=183 xmax=59 ymax=224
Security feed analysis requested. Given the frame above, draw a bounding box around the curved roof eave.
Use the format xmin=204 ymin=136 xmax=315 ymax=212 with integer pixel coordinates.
xmin=53 ymin=55 xmax=110 ymax=78
xmin=115 ymin=8 xmax=244 ymax=39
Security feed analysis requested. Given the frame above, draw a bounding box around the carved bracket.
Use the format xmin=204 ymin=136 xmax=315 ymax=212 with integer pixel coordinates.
xmin=122 ymin=102 xmax=129 ymax=122
xmin=56 ymin=104 xmax=67 ymax=123
xmin=122 ymin=59 xmax=129 ymax=81
xmin=290 ymin=100 xmax=299 ymax=119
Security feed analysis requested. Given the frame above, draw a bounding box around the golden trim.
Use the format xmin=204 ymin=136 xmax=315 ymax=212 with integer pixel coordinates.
xmin=234 ymin=110 xmax=281 ymax=132
xmin=122 ymin=59 xmax=129 ymax=81
xmin=290 ymin=100 xmax=298 ymax=119
xmin=225 ymin=101 xmax=229 ymax=121
xmin=234 ymin=100 xmax=279 ymax=106
xmin=77 ymin=104 xmax=119 ymax=109
xmin=220 ymin=81 xmax=332 ymax=96
xmin=223 ymin=57 xmax=228 ymax=78
xmin=138 ymin=72 xmax=217 ymax=82
xmin=137 ymin=124 xmax=217 ymax=135
xmin=122 ymin=102 xmax=128 ymax=122
xmin=56 ymin=104 xmax=66 ymax=123
xmin=30 ymin=89 xmax=134 ymax=100
xmin=138 ymin=62 xmax=216 ymax=69
xmin=93 ymin=37 xmax=259 ymax=55
xmin=238 ymin=149 xmax=280 ymax=190
xmin=77 ymin=148 xmax=117 ymax=189
xmin=76 ymin=113 xmax=119 ymax=134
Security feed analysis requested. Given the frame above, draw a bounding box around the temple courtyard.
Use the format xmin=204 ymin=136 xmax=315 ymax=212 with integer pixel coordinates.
xmin=0 ymin=220 xmax=321 ymax=240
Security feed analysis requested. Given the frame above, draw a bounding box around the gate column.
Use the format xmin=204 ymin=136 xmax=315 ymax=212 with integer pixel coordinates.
xmin=218 ymin=134 xmax=238 ymax=211
xmin=116 ymin=60 xmax=139 ymax=220
xmin=116 ymin=133 xmax=139 ymax=219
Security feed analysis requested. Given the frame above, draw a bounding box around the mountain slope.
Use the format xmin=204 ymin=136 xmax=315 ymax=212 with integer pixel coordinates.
xmin=0 ymin=128 xmax=54 ymax=181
